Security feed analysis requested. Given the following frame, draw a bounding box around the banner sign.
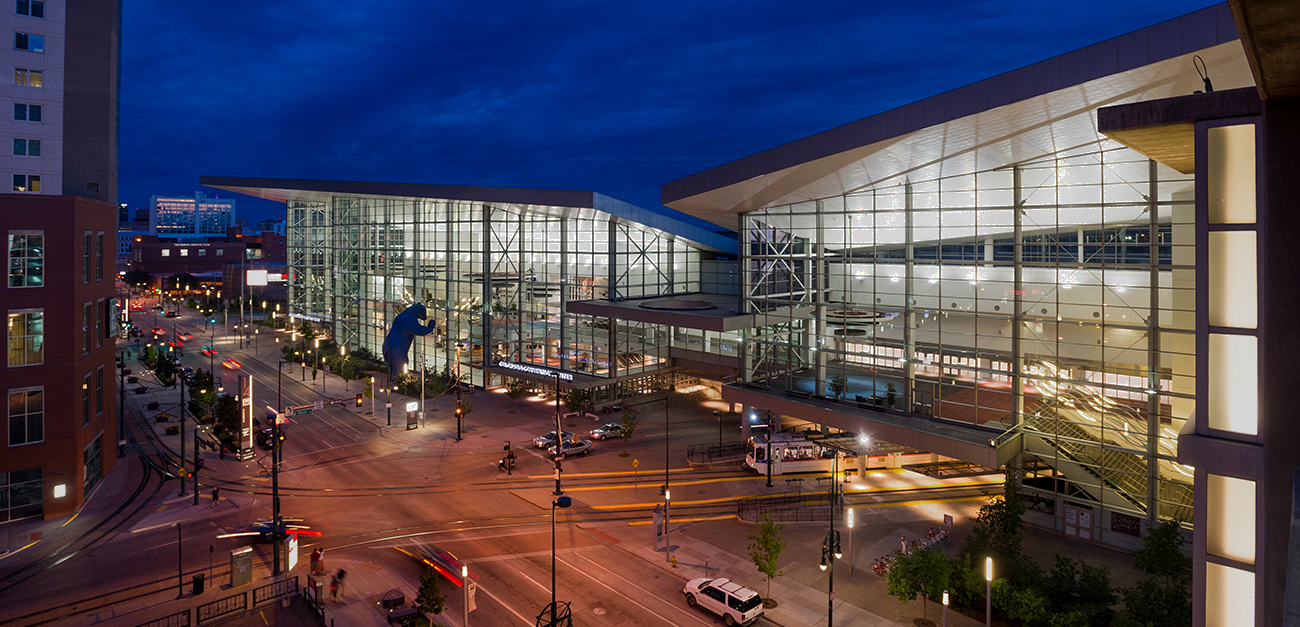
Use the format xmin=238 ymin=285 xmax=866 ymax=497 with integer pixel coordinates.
xmin=238 ymin=374 xmax=253 ymax=457
xmin=497 ymin=361 xmax=574 ymax=382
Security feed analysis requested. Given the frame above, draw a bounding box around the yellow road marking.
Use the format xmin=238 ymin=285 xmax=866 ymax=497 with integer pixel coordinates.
xmin=629 ymin=515 xmax=733 ymax=526
xmin=585 ymin=477 xmax=1001 ymax=505
xmin=527 ymin=467 xmax=693 ymax=480
xmin=60 ymin=512 xmax=80 ymax=528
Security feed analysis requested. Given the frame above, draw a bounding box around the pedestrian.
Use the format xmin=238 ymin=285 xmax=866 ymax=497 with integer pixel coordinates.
xmin=211 ymin=487 xmax=219 ymax=504
xmin=310 ymin=548 xmax=323 ymax=574
xmin=328 ymin=576 xmax=338 ymax=601
xmin=335 ymin=569 xmax=347 ymax=599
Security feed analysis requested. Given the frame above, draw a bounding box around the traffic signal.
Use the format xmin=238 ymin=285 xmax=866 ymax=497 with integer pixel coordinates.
xmin=455 ymin=404 xmax=464 ymax=419
xmin=277 ymin=432 xmax=287 ymax=449
xmin=355 ymin=393 xmax=363 ymax=407
xmin=196 ymin=458 xmax=205 ymax=472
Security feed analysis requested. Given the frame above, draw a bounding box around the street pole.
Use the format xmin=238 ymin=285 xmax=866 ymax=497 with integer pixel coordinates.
xmin=179 ymin=373 xmax=187 ymax=497
xmin=820 ymin=529 xmax=841 ymax=626
xmin=985 ymin=557 xmax=993 ymax=627
xmin=274 ymin=362 xmax=283 ymax=576
xmin=462 ymin=564 xmax=469 ymax=627
xmin=664 ymin=396 xmax=670 ymax=564
xmin=553 ymin=373 xmax=561 ymax=496
xmin=369 ymin=376 xmax=375 ymax=416
xmin=943 ymin=590 xmax=949 ymax=627
xmin=118 ymin=353 xmax=126 ymax=458
xmin=176 ymin=523 xmax=184 ymax=599
xmin=550 ymin=495 xmax=571 ymax=627
xmin=386 ymin=376 xmax=392 ymax=427
xmin=847 ymin=506 xmax=854 ymax=576
xmin=715 ymin=410 xmax=721 ymax=447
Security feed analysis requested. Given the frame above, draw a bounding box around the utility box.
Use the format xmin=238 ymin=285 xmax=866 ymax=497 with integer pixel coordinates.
xmin=230 ymin=546 xmax=254 ymax=587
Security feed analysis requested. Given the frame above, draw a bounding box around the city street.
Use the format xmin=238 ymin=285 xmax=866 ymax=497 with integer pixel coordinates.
xmin=0 ymin=302 xmax=1001 ymax=627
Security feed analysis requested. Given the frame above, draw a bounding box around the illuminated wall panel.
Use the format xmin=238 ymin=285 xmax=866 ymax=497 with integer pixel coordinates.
xmin=1207 ymin=232 xmax=1257 ymax=329
xmin=1206 ymin=473 xmax=1255 ymax=564
xmin=1206 ymin=124 xmax=1256 ymax=224
xmin=1207 ymin=334 xmax=1257 ymax=435
xmin=1205 ymin=562 xmax=1254 ymax=627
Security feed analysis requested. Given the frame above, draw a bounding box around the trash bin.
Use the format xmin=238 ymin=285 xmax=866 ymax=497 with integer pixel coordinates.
xmin=192 ymin=573 xmax=205 ymax=595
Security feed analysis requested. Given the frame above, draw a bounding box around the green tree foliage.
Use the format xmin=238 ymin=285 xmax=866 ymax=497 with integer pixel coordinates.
xmin=620 ymin=407 xmax=639 ymax=455
xmin=885 ymin=547 xmax=951 ymax=622
xmin=992 ymin=578 xmax=1050 ymax=625
xmin=339 ymin=359 xmax=358 ymax=389
xmin=504 ymin=378 xmax=529 ymax=413
xmin=413 ymin=566 xmax=445 ymax=621
xmin=1117 ymin=520 xmax=1192 ymax=627
xmin=123 ymin=269 xmax=151 ymax=288
xmin=829 ymin=373 xmax=848 ymax=400
xmin=561 ymin=388 xmax=588 ymax=413
xmin=212 ymin=394 xmax=240 ymax=445
xmin=1043 ymin=554 xmax=1115 ymax=627
xmin=747 ymin=514 xmax=786 ymax=602
xmin=962 ymin=472 xmax=1032 ymax=584
xmin=155 ymin=352 xmax=176 ymax=385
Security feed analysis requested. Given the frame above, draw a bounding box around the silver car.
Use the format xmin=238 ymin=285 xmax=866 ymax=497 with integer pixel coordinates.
xmin=548 ymin=439 xmax=593 ymax=459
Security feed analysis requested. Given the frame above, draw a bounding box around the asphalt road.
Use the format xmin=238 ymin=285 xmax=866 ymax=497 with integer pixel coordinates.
xmin=0 ymin=303 xmax=991 ymax=627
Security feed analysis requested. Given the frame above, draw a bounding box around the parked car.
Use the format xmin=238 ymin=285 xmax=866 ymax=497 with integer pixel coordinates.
xmin=590 ymin=423 xmax=624 ymax=440
xmin=548 ymin=439 xmax=593 ymax=459
xmin=683 ymin=578 xmax=764 ymax=626
xmin=533 ymin=431 xmax=574 ymax=449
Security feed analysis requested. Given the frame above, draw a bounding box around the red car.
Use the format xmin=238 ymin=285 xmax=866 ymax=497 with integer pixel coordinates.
xmin=221 ymin=357 xmax=243 ymax=370
xmin=178 ymin=332 xmax=194 ymax=341
xmin=151 ymin=326 xmax=166 ymax=335
xmin=200 ymin=347 xmax=217 ymax=356
xmin=395 ymin=545 xmax=480 ymax=587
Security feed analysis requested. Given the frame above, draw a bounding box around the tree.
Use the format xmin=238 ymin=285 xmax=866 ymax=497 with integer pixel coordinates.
xmin=361 ymin=377 xmax=375 ymax=414
xmin=619 ymin=407 xmax=639 ymax=456
xmin=155 ymin=353 xmax=176 ymax=385
xmin=1043 ymin=554 xmax=1116 ymax=627
xmin=504 ymin=378 xmax=529 ymax=413
xmin=885 ymin=546 xmax=951 ymax=623
xmin=123 ymin=269 xmax=151 ymax=289
xmin=962 ymin=471 xmax=1028 ymax=583
xmin=339 ymin=359 xmax=358 ymax=390
xmin=886 ymin=381 xmax=898 ymax=407
xmin=829 ymin=372 xmax=847 ymax=400
xmin=413 ymin=566 xmax=445 ymax=623
xmin=212 ymin=394 xmax=240 ymax=445
xmin=562 ymin=388 xmax=588 ymax=413
xmin=168 ymin=272 xmax=197 ymax=293
xmin=1117 ymin=520 xmax=1192 ymax=627
xmin=746 ymin=513 xmax=786 ymax=606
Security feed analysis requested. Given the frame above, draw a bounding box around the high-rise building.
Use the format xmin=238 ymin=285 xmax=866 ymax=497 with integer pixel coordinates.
xmin=1 ymin=0 xmax=120 ymax=523
xmin=149 ymin=192 xmax=236 ymax=239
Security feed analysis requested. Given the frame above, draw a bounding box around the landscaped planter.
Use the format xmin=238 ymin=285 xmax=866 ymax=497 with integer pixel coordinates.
xmin=147 ymin=401 xmax=160 ymax=411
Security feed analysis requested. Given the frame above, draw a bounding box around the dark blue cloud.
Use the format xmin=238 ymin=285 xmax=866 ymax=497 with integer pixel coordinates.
xmin=121 ymin=0 xmax=1222 ymax=224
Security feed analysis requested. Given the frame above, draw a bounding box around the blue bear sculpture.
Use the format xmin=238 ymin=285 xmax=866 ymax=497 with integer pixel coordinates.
xmin=382 ymin=303 xmax=435 ymax=379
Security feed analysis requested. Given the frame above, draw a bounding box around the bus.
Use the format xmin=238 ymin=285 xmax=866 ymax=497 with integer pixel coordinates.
xmin=743 ymin=432 xmax=942 ymax=475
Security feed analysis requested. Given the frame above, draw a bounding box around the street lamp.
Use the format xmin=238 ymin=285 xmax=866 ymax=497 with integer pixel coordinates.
xmin=819 ymin=529 xmax=842 ymax=626
xmin=314 ymin=338 xmax=321 ymax=390
xmin=548 ymin=495 xmax=573 ymax=627
xmin=846 ymin=506 xmax=854 ymax=575
xmin=943 ymin=589 xmax=949 ymax=627
xmin=985 ymin=556 xmax=993 ymax=627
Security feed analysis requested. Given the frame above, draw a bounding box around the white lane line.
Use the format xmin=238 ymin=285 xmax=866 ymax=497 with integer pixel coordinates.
xmin=474 ymin=585 xmax=534 ymax=626
xmin=559 ymin=554 xmax=714 ymax=626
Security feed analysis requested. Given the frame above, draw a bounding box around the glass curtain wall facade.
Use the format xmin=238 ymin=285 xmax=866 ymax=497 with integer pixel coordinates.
xmin=742 ymin=140 xmax=1195 ymax=530
xmin=287 ymin=196 xmax=703 ymax=389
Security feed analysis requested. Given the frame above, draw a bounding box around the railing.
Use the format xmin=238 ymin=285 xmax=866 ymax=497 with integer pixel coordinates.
xmin=135 ymin=609 xmax=191 ymax=627
xmin=736 ymin=490 xmax=835 ymax=524
xmin=686 ymin=441 xmax=747 ymax=465
xmin=196 ymin=591 xmax=247 ymax=623
xmin=253 ymin=576 xmax=299 ymax=606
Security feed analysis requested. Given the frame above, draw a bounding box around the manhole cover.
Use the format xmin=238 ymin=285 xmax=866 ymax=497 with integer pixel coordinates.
xmin=592 ymin=608 xmax=607 ymax=616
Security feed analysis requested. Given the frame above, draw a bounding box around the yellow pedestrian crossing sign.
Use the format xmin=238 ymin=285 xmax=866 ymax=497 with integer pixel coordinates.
xmin=632 ymin=459 xmax=639 ymax=468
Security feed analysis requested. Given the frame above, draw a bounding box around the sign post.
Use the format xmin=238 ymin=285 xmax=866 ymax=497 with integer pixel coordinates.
xmin=287 ymin=533 xmax=299 ymax=571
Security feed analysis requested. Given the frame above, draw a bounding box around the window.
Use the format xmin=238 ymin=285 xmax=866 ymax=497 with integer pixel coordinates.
xmin=6 ymin=310 xmax=41 ymax=366
xmin=16 ymin=1 xmax=44 ymax=18
xmin=82 ymin=303 xmax=90 ymax=354
xmin=161 ymin=248 xmax=170 ymax=257
xmin=94 ymin=299 xmax=102 ymax=347
xmin=197 ymin=248 xmax=206 ymax=256
xmin=0 ymin=467 xmax=42 ymax=521
xmin=95 ymin=233 xmax=103 ymax=280
xmin=13 ymin=32 xmax=43 ymax=52
xmin=14 ymin=102 xmax=41 ymax=121
xmin=216 ymin=248 xmax=223 ymax=256
xmin=84 ymin=437 xmax=102 ymax=495
xmin=95 ymin=367 xmax=103 ymax=414
xmin=8 ymin=232 xmax=42 ymax=287
xmin=14 ymin=67 xmax=41 ymax=86
xmin=82 ymin=374 xmax=90 ymax=426
xmin=12 ymin=174 xmax=39 ymax=192
xmin=82 ymin=233 xmax=90 ymax=282
xmin=8 ymin=387 xmax=42 ymax=445
xmin=179 ymin=248 xmax=188 ymax=257
xmin=86 ymin=182 xmax=98 ymax=193
xmin=13 ymin=138 xmax=40 ymax=156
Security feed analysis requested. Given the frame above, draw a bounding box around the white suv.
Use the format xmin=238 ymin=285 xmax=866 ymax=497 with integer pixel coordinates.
xmin=683 ymin=578 xmax=764 ymax=626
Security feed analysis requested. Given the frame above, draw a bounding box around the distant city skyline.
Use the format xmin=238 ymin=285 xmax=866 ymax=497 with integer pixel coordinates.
xmin=121 ymin=0 xmax=1219 ymax=226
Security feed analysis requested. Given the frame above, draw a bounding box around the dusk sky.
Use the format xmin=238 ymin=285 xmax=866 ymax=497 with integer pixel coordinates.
xmin=120 ymin=0 xmax=1220 ymax=226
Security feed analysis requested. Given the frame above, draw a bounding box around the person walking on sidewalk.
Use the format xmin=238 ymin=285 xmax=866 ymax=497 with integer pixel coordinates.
xmin=211 ymin=487 xmax=219 ymax=504
xmin=310 ymin=548 xmax=324 ymax=574
xmin=335 ymin=569 xmax=347 ymax=599
xmin=329 ymin=575 xmax=338 ymax=601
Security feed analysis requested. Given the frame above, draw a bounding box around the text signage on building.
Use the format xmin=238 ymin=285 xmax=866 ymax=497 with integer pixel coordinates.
xmin=497 ymin=361 xmax=574 ymax=382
